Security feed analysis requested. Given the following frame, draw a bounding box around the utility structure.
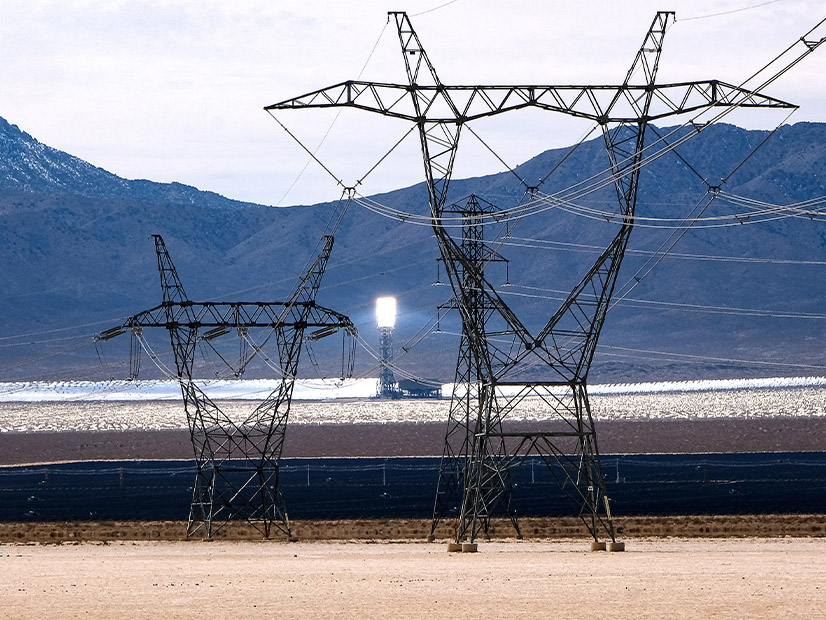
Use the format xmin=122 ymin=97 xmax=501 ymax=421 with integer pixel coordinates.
xmin=97 ymin=235 xmax=356 ymax=538
xmin=433 ymin=193 xmax=517 ymax=536
xmin=267 ymin=12 xmax=798 ymax=548
xmin=376 ymin=296 xmax=398 ymax=398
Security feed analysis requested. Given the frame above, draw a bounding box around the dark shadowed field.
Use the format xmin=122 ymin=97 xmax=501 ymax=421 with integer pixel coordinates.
xmin=3 ymin=416 xmax=826 ymax=466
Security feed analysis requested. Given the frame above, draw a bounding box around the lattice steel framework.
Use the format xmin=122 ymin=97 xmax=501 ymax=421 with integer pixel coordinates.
xmin=378 ymin=325 xmax=396 ymax=397
xmin=98 ymin=235 xmax=356 ymax=538
xmin=431 ymin=194 xmax=517 ymax=538
xmin=266 ymin=11 xmax=797 ymax=545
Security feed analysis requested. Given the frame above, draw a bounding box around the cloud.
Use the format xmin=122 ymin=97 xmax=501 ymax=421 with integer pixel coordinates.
xmin=0 ymin=0 xmax=823 ymax=206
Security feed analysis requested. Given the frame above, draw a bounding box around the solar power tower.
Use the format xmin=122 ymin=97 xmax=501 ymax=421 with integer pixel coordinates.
xmin=266 ymin=11 xmax=796 ymax=548
xmin=98 ymin=235 xmax=356 ymax=538
xmin=376 ymin=296 xmax=398 ymax=398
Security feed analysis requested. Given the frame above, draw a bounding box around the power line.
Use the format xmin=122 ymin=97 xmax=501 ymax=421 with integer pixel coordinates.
xmin=599 ymin=344 xmax=826 ymax=371
xmin=273 ymin=18 xmax=391 ymax=205
xmin=501 ymin=283 xmax=826 ymax=320
xmin=411 ymin=0 xmax=461 ymax=17
xmin=501 ymin=236 xmax=826 ymax=266
xmin=679 ymin=1 xmax=782 ymax=22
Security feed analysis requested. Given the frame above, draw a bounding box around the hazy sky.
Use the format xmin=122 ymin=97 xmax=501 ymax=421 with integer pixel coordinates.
xmin=1 ymin=0 xmax=823 ymax=206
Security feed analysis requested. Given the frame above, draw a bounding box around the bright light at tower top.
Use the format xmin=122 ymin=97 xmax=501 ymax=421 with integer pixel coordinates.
xmin=376 ymin=296 xmax=397 ymax=328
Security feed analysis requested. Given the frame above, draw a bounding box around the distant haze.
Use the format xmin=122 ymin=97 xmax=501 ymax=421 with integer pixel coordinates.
xmin=1 ymin=116 xmax=826 ymax=383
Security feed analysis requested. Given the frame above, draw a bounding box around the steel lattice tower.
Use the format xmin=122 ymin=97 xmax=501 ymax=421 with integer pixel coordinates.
xmin=98 ymin=235 xmax=356 ymax=538
xmin=431 ymin=194 xmax=516 ymax=538
xmin=267 ymin=11 xmax=796 ymax=547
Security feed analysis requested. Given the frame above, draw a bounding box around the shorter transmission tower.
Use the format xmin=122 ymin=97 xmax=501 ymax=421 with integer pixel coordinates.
xmin=97 ymin=235 xmax=356 ymax=538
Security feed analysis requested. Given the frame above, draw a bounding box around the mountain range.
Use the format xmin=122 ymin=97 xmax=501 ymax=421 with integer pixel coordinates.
xmin=2 ymin=115 xmax=826 ymax=384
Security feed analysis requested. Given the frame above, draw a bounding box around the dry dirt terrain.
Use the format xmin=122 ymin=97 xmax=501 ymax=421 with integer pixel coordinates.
xmin=2 ymin=410 xmax=824 ymax=617
xmin=3 ymin=416 xmax=826 ymax=465
xmin=1 ymin=514 xmax=825 ymax=543
xmin=2 ymin=537 xmax=824 ymax=620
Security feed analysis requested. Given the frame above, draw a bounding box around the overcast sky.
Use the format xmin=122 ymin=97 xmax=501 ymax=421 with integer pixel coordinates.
xmin=0 ymin=0 xmax=823 ymax=206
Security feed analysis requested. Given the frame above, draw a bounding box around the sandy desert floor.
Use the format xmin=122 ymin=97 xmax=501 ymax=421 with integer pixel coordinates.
xmin=1 ymin=537 xmax=824 ymax=620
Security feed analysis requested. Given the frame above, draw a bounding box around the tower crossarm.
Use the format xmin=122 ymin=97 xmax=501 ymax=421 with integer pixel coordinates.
xmin=265 ymin=79 xmax=795 ymax=125
xmin=102 ymin=301 xmax=354 ymax=335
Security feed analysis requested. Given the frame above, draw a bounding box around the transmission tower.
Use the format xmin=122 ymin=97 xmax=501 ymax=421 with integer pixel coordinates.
xmin=97 ymin=235 xmax=356 ymax=538
xmin=431 ymin=194 xmax=516 ymax=538
xmin=267 ymin=11 xmax=796 ymax=548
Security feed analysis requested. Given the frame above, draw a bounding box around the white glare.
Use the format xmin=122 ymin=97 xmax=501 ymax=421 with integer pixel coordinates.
xmin=376 ymin=296 xmax=397 ymax=328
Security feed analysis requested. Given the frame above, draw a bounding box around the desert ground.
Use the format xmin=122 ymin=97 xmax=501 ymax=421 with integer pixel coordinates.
xmin=3 ymin=416 xmax=826 ymax=465
xmin=2 ymin=537 xmax=824 ymax=620
xmin=1 ymin=514 xmax=824 ymax=543
xmin=2 ymin=406 xmax=824 ymax=618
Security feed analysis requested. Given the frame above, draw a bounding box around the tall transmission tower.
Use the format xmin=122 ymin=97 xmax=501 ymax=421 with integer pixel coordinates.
xmin=267 ymin=11 xmax=797 ymax=548
xmin=97 ymin=235 xmax=356 ymax=538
